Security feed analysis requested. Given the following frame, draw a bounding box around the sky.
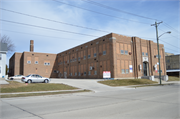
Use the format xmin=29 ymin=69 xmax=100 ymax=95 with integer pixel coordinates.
xmin=0 ymin=0 xmax=179 ymax=65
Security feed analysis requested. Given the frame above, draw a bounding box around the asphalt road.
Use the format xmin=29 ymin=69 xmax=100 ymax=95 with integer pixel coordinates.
xmin=1 ymin=83 xmax=179 ymax=119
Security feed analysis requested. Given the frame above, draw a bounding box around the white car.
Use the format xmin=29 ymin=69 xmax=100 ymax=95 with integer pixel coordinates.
xmin=21 ymin=74 xmax=51 ymax=83
xmin=9 ymin=75 xmax=25 ymax=80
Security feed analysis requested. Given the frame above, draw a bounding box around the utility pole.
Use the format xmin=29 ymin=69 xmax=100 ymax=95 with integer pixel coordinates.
xmin=151 ymin=21 xmax=163 ymax=85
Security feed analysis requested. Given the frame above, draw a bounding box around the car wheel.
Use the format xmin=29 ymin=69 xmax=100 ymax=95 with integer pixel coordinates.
xmin=44 ymin=79 xmax=49 ymax=83
xmin=27 ymin=80 xmax=32 ymax=84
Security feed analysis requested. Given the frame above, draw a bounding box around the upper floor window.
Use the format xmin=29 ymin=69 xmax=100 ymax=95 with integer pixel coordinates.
xmin=142 ymin=52 xmax=144 ymax=56
xmin=78 ymin=57 xmax=81 ymax=61
xmin=27 ymin=61 xmax=31 ymax=64
xmin=126 ymin=69 xmax=129 ymax=74
xmin=125 ymin=50 xmax=128 ymax=55
xmin=146 ymin=53 xmax=148 ymax=56
xmin=121 ymin=50 xmax=124 ymax=54
xmin=44 ymin=62 xmax=50 ymax=65
xmin=88 ymin=55 xmax=91 ymax=59
xmin=84 ymin=56 xmax=86 ymax=60
xmin=121 ymin=69 xmax=125 ymax=74
xmin=35 ymin=61 xmax=38 ymax=64
xmin=94 ymin=53 xmax=97 ymax=57
xmin=103 ymin=51 xmax=106 ymax=55
xmin=84 ymin=72 xmax=86 ymax=75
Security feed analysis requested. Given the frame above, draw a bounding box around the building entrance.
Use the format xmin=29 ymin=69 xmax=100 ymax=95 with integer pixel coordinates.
xmin=143 ymin=62 xmax=149 ymax=76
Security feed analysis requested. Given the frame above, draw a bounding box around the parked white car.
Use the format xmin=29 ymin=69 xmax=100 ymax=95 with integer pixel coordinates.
xmin=21 ymin=74 xmax=51 ymax=83
xmin=9 ymin=75 xmax=25 ymax=80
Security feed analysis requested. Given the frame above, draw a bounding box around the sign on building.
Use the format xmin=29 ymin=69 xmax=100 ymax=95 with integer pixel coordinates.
xmin=103 ymin=71 xmax=111 ymax=78
xmin=129 ymin=65 xmax=133 ymax=73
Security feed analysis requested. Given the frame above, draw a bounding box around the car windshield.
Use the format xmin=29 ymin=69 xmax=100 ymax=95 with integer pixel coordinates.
xmin=26 ymin=75 xmax=31 ymax=77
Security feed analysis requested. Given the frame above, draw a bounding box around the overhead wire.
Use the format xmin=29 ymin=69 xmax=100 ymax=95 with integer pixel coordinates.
xmin=51 ymin=0 xmax=150 ymax=25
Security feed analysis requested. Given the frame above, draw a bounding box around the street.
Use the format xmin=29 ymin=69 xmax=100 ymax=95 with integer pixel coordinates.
xmin=0 ymin=83 xmax=179 ymax=119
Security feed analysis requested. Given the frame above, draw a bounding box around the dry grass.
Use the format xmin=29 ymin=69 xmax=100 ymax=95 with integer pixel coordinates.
xmin=1 ymin=80 xmax=78 ymax=93
xmin=168 ymin=76 xmax=180 ymax=81
xmin=98 ymin=79 xmax=158 ymax=86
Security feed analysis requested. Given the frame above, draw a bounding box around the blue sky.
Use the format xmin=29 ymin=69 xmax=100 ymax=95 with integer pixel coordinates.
xmin=0 ymin=0 xmax=179 ymax=65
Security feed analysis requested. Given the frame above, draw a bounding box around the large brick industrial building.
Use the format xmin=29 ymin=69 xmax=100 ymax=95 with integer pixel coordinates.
xmin=9 ymin=33 xmax=166 ymax=79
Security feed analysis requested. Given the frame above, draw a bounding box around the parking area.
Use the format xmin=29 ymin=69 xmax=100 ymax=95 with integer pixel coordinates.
xmin=50 ymin=78 xmax=132 ymax=92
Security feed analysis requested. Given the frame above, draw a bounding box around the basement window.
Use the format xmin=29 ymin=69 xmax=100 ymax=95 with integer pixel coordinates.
xmin=125 ymin=50 xmax=128 ymax=55
xmin=94 ymin=71 xmax=97 ymax=75
xmin=126 ymin=69 xmax=129 ymax=74
xmin=142 ymin=52 xmax=144 ymax=56
xmin=84 ymin=72 xmax=86 ymax=75
xmin=121 ymin=69 xmax=125 ymax=74
xmin=94 ymin=53 xmax=97 ymax=57
xmin=88 ymin=71 xmax=91 ymax=75
xmin=84 ymin=56 xmax=86 ymax=60
xmin=146 ymin=53 xmax=148 ymax=56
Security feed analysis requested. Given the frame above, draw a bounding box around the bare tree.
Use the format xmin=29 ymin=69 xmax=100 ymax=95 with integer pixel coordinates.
xmin=0 ymin=34 xmax=15 ymax=54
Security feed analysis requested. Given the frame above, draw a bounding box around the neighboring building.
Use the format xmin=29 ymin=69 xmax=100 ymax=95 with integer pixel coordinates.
xmin=165 ymin=52 xmax=174 ymax=56
xmin=9 ymin=41 xmax=56 ymax=78
xmin=0 ymin=43 xmax=7 ymax=78
xmin=9 ymin=33 xmax=167 ymax=79
xmin=166 ymin=54 xmax=180 ymax=76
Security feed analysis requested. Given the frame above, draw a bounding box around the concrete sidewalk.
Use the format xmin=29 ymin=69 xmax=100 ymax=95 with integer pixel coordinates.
xmin=0 ymin=78 xmax=9 ymax=84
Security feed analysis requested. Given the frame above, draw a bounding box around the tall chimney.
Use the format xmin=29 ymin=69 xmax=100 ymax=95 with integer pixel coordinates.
xmin=30 ymin=40 xmax=34 ymax=52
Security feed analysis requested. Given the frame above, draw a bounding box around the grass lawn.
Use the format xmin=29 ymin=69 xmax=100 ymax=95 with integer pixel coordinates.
xmin=0 ymin=80 xmax=78 ymax=93
xmin=168 ymin=76 xmax=180 ymax=81
xmin=98 ymin=79 xmax=158 ymax=86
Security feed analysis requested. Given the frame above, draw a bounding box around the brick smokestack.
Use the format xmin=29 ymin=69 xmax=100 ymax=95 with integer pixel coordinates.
xmin=30 ymin=40 xmax=34 ymax=52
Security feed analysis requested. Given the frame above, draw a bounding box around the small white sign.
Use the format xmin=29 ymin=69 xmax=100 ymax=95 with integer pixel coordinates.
xmin=143 ymin=57 xmax=148 ymax=62
xmin=129 ymin=65 xmax=133 ymax=73
xmin=103 ymin=71 xmax=111 ymax=78
xmin=157 ymin=62 xmax=159 ymax=65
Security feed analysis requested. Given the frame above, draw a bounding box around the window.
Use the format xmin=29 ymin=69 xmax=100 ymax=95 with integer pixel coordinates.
xmin=168 ymin=66 xmax=170 ymax=69
xmin=71 ymin=73 xmax=72 ymax=76
xmin=78 ymin=57 xmax=81 ymax=61
xmin=84 ymin=56 xmax=86 ymax=60
xmin=167 ymin=60 xmax=170 ymax=63
xmin=70 ymin=59 xmax=72 ymax=62
xmin=75 ymin=58 xmax=77 ymax=61
xmin=35 ymin=61 xmax=38 ymax=64
xmin=125 ymin=50 xmax=128 ymax=55
xmin=94 ymin=71 xmax=97 ymax=75
xmin=103 ymin=51 xmax=106 ymax=55
xmin=156 ymin=55 xmax=161 ymax=58
xmin=54 ymin=70 xmax=57 ymax=73
xmin=88 ymin=71 xmax=91 ymax=75
xmin=27 ymin=61 xmax=31 ymax=64
xmin=67 ymin=60 xmax=69 ymax=63
xmin=142 ymin=52 xmax=144 ymax=56
xmin=78 ymin=72 xmax=81 ymax=76
xmin=146 ymin=53 xmax=148 ymax=56
xmin=94 ymin=53 xmax=97 ymax=57
xmin=88 ymin=55 xmax=91 ymax=59
xmin=126 ymin=69 xmax=129 ymax=74
xmin=84 ymin=72 xmax=86 ymax=75
xmin=121 ymin=50 xmax=124 ymax=54
xmin=121 ymin=69 xmax=125 ymax=74
xmin=44 ymin=62 xmax=50 ymax=65
xmin=75 ymin=72 xmax=77 ymax=76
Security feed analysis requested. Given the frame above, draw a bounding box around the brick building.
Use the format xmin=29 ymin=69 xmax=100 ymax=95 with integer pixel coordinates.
xmin=9 ymin=33 xmax=167 ymax=79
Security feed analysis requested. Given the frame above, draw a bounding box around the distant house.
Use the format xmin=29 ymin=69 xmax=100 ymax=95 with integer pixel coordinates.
xmin=0 ymin=43 xmax=7 ymax=78
xmin=166 ymin=54 xmax=180 ymax=76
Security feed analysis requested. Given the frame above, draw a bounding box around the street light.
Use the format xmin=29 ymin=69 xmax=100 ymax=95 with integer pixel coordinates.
xmin=157 ymin=31 xmax=171 ymax=85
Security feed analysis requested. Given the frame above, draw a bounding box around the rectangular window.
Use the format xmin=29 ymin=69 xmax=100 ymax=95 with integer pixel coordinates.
xmin=94 ymin=53 xmax=97 ymax=57
xmin=78 ymin=72 xmax=81 ymax=76
xmin=84 ymin=56 xmax=86 ymax=60
xmin=27 ymin=61 xmax=31 ymax=64
xmin=71 ymin=73 xmax=72 ymax=76
xmin=94 ymin=71 xmax=97 ymax=75
xmin=67 ymin=60 xmax=69 ymax=63
xmin=84 ymin=72 xmax=86 ymax=75
xmin=125 ymin=50 xmax=128 ymax=55
xmin=75 ymin=72 xmax=77 ymax=76
xmin=121 ymin=69 xmax=125 ymax=74
xmin=88 ymin=55 xmax=91 ymax=59
xmin=78 ymin=57 xmax=81 ymax=61
xmin=35 ymin=61 xmax=38 ymax=64
xmin=44 ymin=62 xmax=50 ymax=65
xmin=53 ymin=70 xmax=57 ymax=73
xmin=121 ymin=50 xmax=124 ymax=54
xmin=88 ymin=71 xmax=91 ymax=75
xmin=75 ymin=58 xmax=77 ymax=61
xmin=146 ymin=53 xmax=148 ymax=56
xmin=103 ymin=51 xmax=106 ymax=55
xmin=126 ymin=69 xmax=129 ymax=74
xmin=142 ymin=52 xmax=144 ymax=56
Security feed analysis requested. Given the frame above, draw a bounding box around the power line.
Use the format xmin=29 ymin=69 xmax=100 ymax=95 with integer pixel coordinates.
xmin=163 ymin=22 xmax=180 ymax=34
xmin=51 ymin=0 xmax=150 ymax=25
xmin=81 ymin=0 xmax=158 ymax=21
xmin=159 ymin=40 xmax=179 ymax=49
xmin=0 ymin=19 xmax=100 ymax=37
xmin=0 ymin=8 xmax=156 ymax=39
xmin=0 ymin=29 xmax=86 ymax=41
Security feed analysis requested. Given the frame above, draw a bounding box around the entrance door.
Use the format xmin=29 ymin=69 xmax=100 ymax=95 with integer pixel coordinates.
xmin=143 ymin=62 xmax=149 ymax=76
